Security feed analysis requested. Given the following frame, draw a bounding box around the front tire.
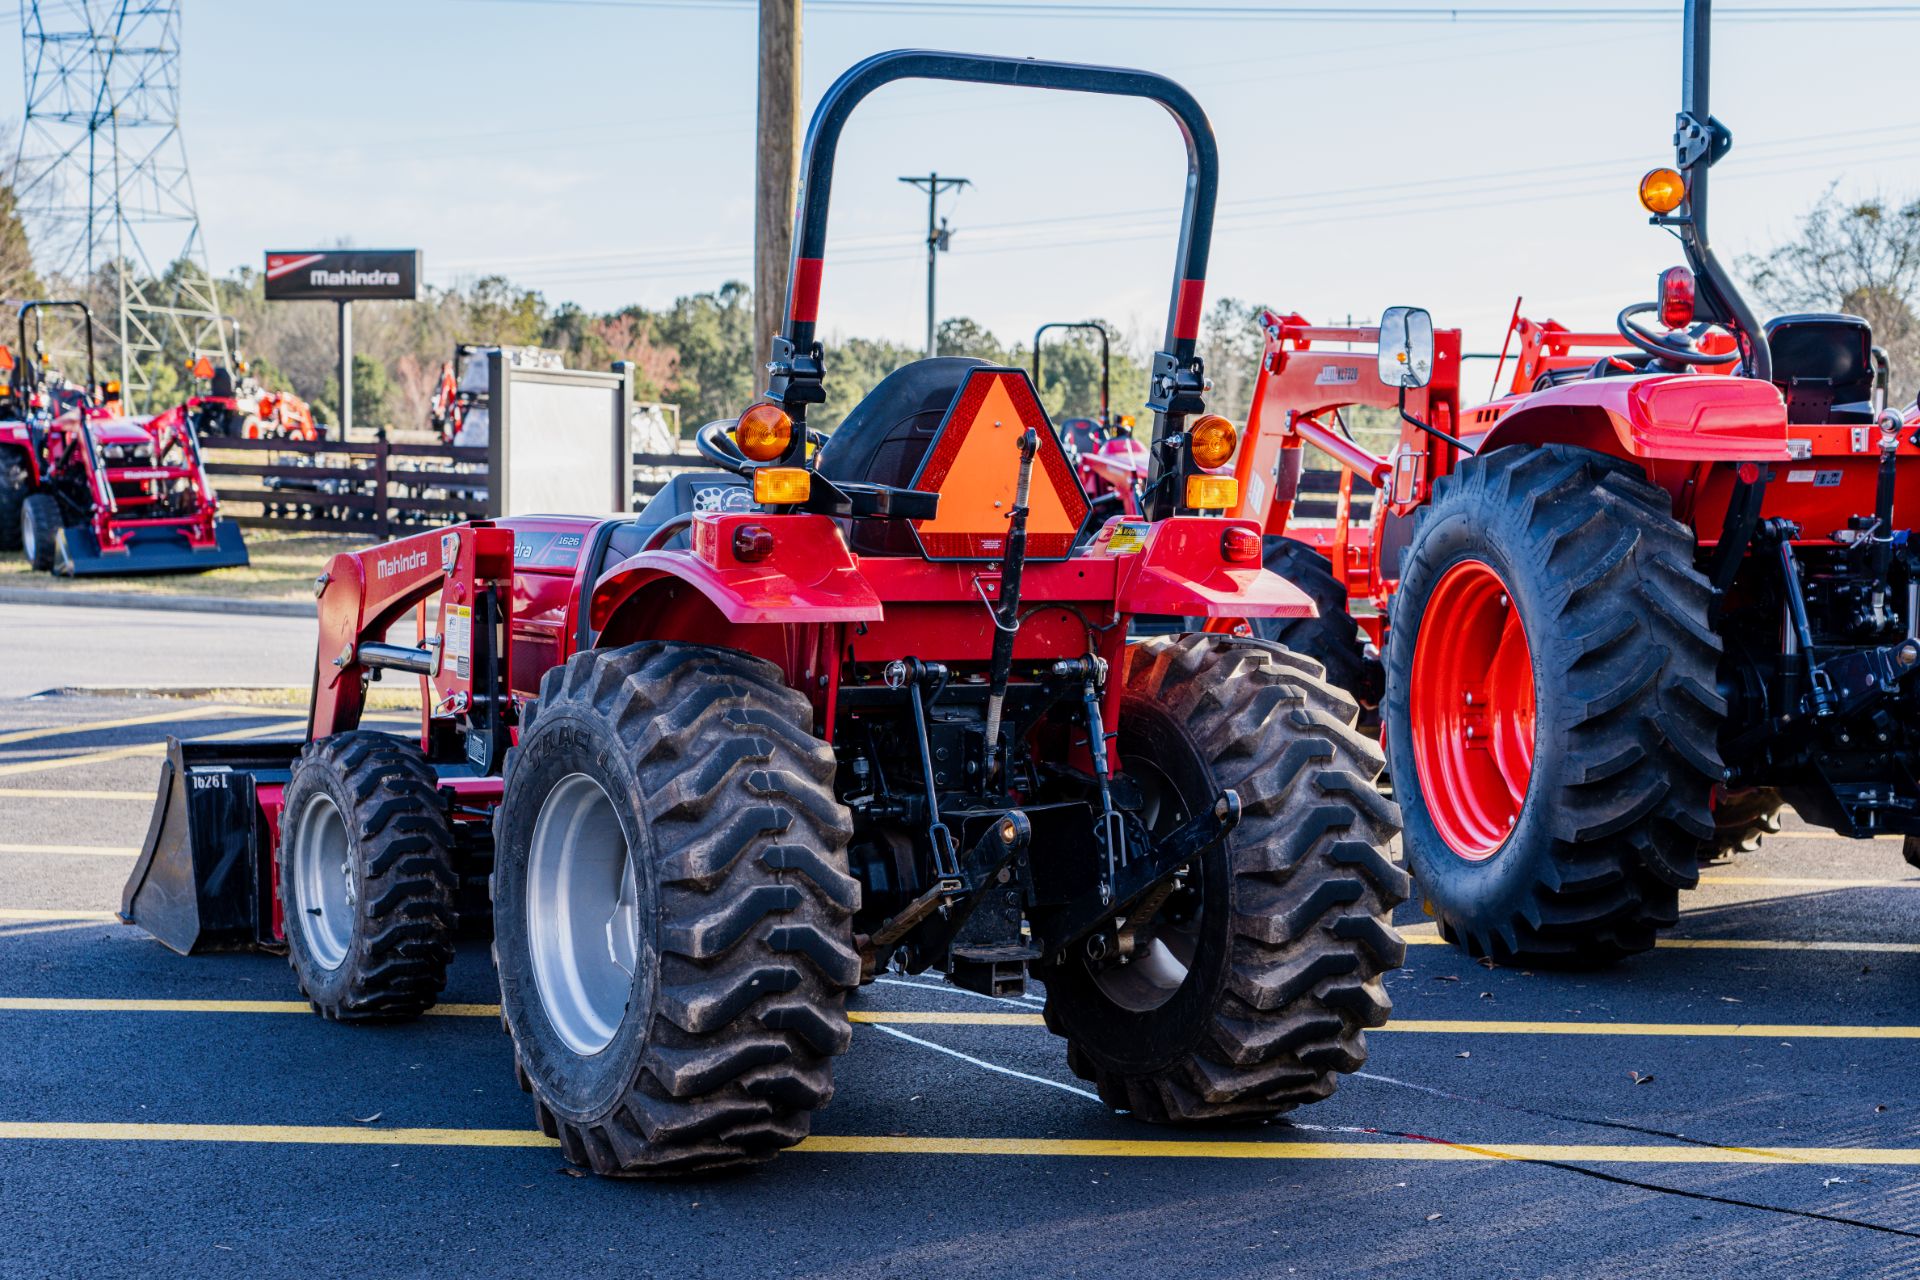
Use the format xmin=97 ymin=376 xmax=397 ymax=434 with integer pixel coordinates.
xmin=1042 ymin=634 xmax=1407 ymax=1122
xmin=279 ymin=732 xmax=458 ymax=1020
xmin=21 ymin=493 xmax=58 ymax=571
xmin=1251 ymin=536 xmax=1383 ymax=708
xmin=1385 ymin=445 xmax=1724 ymax=965
xmin=493 ymin=642 xmax=859 ymax=1176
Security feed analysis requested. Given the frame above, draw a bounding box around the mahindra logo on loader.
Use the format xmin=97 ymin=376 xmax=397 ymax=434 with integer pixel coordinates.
xmin=376 ymin=549 xmax=430 ymax=579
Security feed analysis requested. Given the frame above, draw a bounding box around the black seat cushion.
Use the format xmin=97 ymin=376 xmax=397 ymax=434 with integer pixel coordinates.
xmin=1764 ymin=313 xmax=1874 ymax=424
xmin=814 ymin=357 xmax=985 ymax=555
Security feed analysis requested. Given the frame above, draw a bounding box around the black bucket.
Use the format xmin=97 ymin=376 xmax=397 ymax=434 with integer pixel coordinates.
xmin=120 ymin=737 xmax=302 ymax=954
xmin=56 ymin=518 xmax=250 ymax=577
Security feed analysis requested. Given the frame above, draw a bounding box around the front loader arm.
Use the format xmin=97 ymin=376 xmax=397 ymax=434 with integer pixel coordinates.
xmin=309 ymin=523 xmax=516 ymax=744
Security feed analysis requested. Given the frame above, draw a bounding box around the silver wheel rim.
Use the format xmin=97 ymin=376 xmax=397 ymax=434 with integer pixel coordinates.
xmin=291 ymin=791 xmax=354 ymax=971
xmin=1092 ymin=766 xmax=1201 ymax=1013
xmin=21 ymin=509 xmax=37 ymax=564
xmin=527 ymin=772 xmax=638 ymax=1056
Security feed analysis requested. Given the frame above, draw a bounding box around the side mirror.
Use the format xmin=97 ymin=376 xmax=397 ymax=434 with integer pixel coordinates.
xmin=1378 ymin=307 xmax=1435 ymax=390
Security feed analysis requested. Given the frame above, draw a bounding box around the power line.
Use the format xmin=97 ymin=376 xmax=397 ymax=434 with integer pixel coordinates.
xmin=457 ymin=0 xmax=1920 ymax=21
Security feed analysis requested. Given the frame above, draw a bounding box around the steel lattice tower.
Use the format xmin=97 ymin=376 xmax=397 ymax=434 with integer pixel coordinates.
xmin=14 ymin=0 xmax=229 ymax=406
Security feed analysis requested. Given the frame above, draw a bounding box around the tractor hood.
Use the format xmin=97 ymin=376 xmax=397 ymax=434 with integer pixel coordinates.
xmin=1478 ymin=372 xmax=1791 ymax=462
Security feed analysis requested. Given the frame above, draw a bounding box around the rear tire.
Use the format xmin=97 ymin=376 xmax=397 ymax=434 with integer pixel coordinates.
xmin=1385 ymin=445 xmax=1723 ymax=966
xmin=21 ymin=493 xmax=58 ymax=571
xmin=493 ymin=642 xmax=859 ymax=1176
xmin=0 ymin=448 xmax=28 ymax=552
xmin=1251 ymin=536 xmax=1383 ymax=708
xmin=279 ymin=732 xmax=458 ymax=1020
xmin=1042 ymin=634 xmax=1407 ymax=1122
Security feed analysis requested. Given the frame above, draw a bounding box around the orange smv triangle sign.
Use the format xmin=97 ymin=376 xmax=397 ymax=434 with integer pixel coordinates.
xmin=910 ymin=368 xmax=1090 ymax=562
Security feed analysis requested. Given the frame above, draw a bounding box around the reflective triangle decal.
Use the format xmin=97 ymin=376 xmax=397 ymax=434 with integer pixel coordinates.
xmin=909 ymin=367 xmax=1090 ymax=561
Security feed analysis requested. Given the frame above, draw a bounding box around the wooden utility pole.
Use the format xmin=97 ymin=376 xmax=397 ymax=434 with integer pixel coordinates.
xmin=754 ymin=0 xmax=802 ymax=383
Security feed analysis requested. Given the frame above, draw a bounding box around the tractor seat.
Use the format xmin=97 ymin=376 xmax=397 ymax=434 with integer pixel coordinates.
xmin=813 ymin=356 xmax=986 ymax=556
xmin=1764 ymin=313 xmax=1875 ymax=424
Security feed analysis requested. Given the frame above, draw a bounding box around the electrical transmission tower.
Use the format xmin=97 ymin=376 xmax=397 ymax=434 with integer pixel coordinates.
xmin=14 ymin=0 xmax=230 ymax=406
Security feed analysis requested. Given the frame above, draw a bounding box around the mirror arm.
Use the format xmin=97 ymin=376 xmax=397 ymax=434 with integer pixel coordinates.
xmin=1399 ymin=385 xmax=1476 ymax=456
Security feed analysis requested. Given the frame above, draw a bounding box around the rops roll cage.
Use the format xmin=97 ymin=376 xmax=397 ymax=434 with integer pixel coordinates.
xmin=13 ymin=300 xmax=99 ymax=408
xmin=1656 ymin=0 xmax=1772 ymax=381
xmin=739 ymin=49 xmax=1219 ymax=524
xmin=1032 ymin=321 xmax=1112 ymax=432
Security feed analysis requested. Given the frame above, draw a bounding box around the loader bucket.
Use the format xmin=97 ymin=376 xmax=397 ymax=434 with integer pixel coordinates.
xmin=120 ymin=737 xmax=302 ymax=954
xmin=55 ymin=518 xmax=250 ymax=577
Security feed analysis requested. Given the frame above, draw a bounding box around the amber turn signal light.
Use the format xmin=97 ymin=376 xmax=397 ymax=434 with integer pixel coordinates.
xmin=1186 ymin=474 xmax=1237 ymax=510
xmin=736 ymin=403 xmax=794 ymax=462
xmin=1188 ymin=414 xmax=1238 ymax=470
xmin=753 ymin=466 xmax=811 ymax=506
xmin=1638 ymin=168 xmax=1686 ymax=215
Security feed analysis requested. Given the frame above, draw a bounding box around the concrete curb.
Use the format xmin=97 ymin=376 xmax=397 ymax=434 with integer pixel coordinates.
xmin=0 ymin=585 xmax=310 ymax=619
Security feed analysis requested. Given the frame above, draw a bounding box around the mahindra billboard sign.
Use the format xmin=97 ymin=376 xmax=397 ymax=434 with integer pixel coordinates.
xmin=263 ymin=249 xmax=421 ymax=301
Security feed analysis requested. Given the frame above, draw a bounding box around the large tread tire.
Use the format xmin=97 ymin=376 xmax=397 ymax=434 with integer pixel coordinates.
xmin=0 ymin=447 xmax=28 ymax=552
xmin=21 ymin=492 xmax=58 ymax=572
xmin=493 ymin=642 xmax=859 ymax=1177
xmin=1386 ymin=444 xmax=1724 ymax=965
xmin=278 ymin=732 xmax=458 ymax=1021
xmin=1042 ymin=633 xmax=1407 ymax=1123
xmin=1252 ymin=536 xmax=1384 ymax=708
xmin=1709 ymin=786 xmax=1783 ymax=861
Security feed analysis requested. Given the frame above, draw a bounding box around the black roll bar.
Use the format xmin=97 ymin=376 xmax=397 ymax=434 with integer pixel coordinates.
xmin=16 ymin=300 xmax=98 ymax=396
xmin=1669 ymin=0 xmax=1771 ymax=381
xmin=1032 ymin=321 xmax=1110 ymax=429
xmin=765 ymin=49 xmax=1218 ymax=517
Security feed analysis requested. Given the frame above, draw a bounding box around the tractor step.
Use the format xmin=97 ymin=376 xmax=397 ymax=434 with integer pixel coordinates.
xmin=950 ymin=942 xmax=1041 ymax=998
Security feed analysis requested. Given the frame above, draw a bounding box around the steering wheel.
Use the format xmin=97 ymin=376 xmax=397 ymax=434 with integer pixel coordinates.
xmin=695 ymin=418 xmax=830 ymax=475
xmin=1616 ymin=301 xmax=1741 ymax=367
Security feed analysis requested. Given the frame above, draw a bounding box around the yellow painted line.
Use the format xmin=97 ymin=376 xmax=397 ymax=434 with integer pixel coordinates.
xmin=0 ymin=909 xmax=118 ymax=922
xmin=850 ymin=1010 xmax=1044 ymax=1026
xmin=0 ymin=705 xmax=238 ymax=747
xmin=0 ymin=843 xmax=138 ymax=858
xmin=1697 ymin=875 xmax=1919 ymax=889
xmin=0 ymin=920 xmax=105 ymax=937
xmin=1397 ymin=925 xmax=1920 ymax=953
xmin=1385 ymin=1019 xmax=1919 ymax=1038
xmin=0 ymin=719 xmax=306 ymax=778
xmin=3 ymin=997 xmax=1915 ymax=1040
xmin=0 ymin=997 xmax=499 ymax=1015
xmin=1 ymin=1121 xmax=1917 ymax=1165
xmin=0 ymin=788 xmax=150 ymax=801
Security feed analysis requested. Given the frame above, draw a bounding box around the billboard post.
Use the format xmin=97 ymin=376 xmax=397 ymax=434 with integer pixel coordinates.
xmin=264 ymin=250 xmax=421 ymax=437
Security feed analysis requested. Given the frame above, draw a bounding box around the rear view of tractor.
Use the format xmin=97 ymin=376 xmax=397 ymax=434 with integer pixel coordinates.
xmin=124 ymin=50 xmax=1405 ymax=1177
xmin=1232 ymin=0 xmax=1920 ymax=966
xmin=0 ymin=301 xmax=248 ymax=576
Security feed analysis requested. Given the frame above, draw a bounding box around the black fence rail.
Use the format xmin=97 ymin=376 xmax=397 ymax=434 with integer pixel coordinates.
xmin=632 ymin=447 xmax=699 ymax=503
xmin=203 ymin=437 xmax=490 ymax=538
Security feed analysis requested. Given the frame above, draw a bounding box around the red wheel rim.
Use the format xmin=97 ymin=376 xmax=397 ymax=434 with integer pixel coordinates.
xmin=1409 ymin=559 xmax=1537 ymax=860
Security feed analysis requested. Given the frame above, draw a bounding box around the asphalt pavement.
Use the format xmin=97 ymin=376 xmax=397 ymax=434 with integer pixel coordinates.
xmin=1 ymin=692 xmax=1918 ymax=1280
xmin=0 ymin=603 xmax=315 ymax=697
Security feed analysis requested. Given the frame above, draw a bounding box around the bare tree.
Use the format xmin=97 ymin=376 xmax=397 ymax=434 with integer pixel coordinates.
xmin=1742 ymin=187 xmax=1920 ymax=405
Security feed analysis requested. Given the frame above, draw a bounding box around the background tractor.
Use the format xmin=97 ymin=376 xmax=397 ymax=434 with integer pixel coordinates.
xmin=1032 ymin=319 xmax=1146 ymax=523
xmin=122 ymin=50 xmax=1405 ymax=1178
xmin=0 ymin=301 xmax=248 ymax=576
xmin=1226 ymin=0 xmax=1920 ymax=966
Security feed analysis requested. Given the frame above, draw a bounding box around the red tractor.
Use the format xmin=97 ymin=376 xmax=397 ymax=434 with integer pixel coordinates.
xmin=122 ymin=51 xmax=1405 ymax=1177
xmin=1228 ymin=0 xmax=1920 ymax=965
xmin=0 ymin=301 xmax=248 ymax=576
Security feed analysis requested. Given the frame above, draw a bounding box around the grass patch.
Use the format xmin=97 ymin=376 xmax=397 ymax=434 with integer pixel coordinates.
xmin=0 ymin=528 xmax=361 ymax=601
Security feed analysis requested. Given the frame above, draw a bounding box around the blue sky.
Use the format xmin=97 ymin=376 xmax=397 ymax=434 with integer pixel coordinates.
xmin=11 ymin=1 xmax=1917 ymax=359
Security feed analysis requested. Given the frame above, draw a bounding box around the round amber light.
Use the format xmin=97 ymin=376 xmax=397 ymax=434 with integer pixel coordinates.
xmin=1188 ymin=414 xmax=1238 ymax=470
xmin=736 ymin=403 xmax=794 ymax=462
xmin=1638 ymin=168 xmax=1687 ymax=215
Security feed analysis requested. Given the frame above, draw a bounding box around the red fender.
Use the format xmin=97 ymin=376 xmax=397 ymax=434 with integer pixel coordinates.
xmin=1478 ymin=372 xmax=1790 ymax=462
xmin=1107 ymin=516 xmax=1316 ymax=619
xmin=590 ymin=512 xmax=884 ymax=638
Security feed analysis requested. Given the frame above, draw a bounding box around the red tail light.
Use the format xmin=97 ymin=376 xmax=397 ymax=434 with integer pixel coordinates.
xmin=732 ymin=524 xmax=775 ymax=563
xmin=1658 ymin=266 xmax=1696 ymax=331
xmin=1221 ymin=526 xmax=1262 ymax=564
